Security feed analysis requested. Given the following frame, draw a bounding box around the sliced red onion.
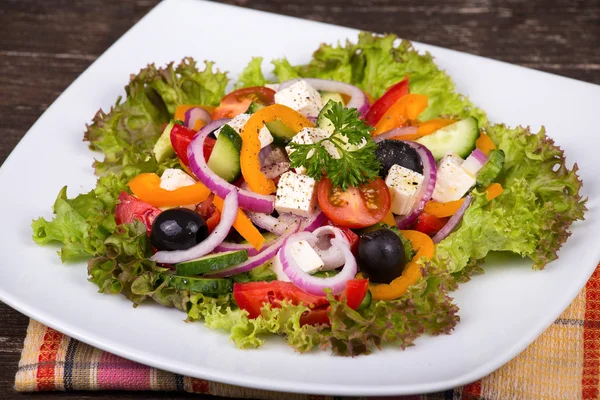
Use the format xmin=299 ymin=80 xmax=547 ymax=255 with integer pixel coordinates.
xmin=206 ymin=221 xmax=300 ymax=277
xmin=311 ymin=226 xmax=348 ymax=271
xmin=279 ymin=229 xmax=357 ymax=296
xmin=395 ymin=141 xmax=437 ymax=229
xmin=432 ymin=195 xmax=473 ymax=244
xmin=259 ymin=144 xmax=274 ymax=167
xmin=299 ymin=210 xmax=326 ymax=232
xmin=151 ymin=191 xmax=238 ymax=264
xmin=184 ymin=107 xmax=211 ymax=130
xmin=278 ymin=78 xmax=370 ymax=117
xmin=373 ymin=126 xmax=419 ymax=143
xmin=213 ymin=237 xmax=276 ymax=257
xmin=187 ymin=121 xmax=275 ymax=213
xmin=462 ymin=149 xmax=487 ymax=177
xmin=261 ymin=162 xmax=290 ymax=179
xmin=247 ymin=211 xmax=301 ymax=236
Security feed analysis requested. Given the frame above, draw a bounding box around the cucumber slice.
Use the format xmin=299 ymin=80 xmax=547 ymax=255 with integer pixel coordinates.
xmin=166 ymin=275 xmax=233 ymax=295
xmin=416 ymin=117 xmax=479 ymax=160
xmin=152 ymin=121 xmax=176 ymax=162
xmin=207 ymin=125 xmax=242 ymax=182
xmin=265 ymin=119 xmax=297 ymax=144
xmin=357 ymin=290 xmax=372 ymax=310
xmin=232 ymin=260 xmax=277 ymax=283
xmin=316 ymin=99 xmax=337 ymax=135
xmin=175 ymin=250 xmax=248 ymax=276
xmin=245 ymin=101 xmax=265 ymax=114
xmin=476 ymin=149 xmax=505 ymax=187
xmin=320 ymin=91 xmax=344 ymax=106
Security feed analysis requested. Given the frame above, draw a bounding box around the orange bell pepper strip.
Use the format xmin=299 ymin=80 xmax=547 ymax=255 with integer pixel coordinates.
xmin=385 ymin=118 xmax=456 ymax=141
xmin=382 ymin=210 xmax=396 ymax=226
xmin=476 ymin=133 xmax=496 ymax=155
xmin=212 ymin=196 xmax=264 ymax=250
xmin=241 ymin=105 xmax=314 ymax=194
xmin=359 ymin=230 xmax=434 ymax=301
xmin=424 ymin=183 xmax=504 ymax=218
xmin=128 ymin=173 xmax=211 ymax=208
xmin=372 ymin=94 xmax=428 ymax=136
xmin=174 ymin=105 xmax=216 ymax=122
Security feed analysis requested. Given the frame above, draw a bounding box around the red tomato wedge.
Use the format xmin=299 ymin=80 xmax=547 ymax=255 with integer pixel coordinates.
xmin=364 ymin=76 xmax=409 ymax=126
xmin=115 ymin=192 xmax=161 ymax=234
xmin=212 ymin=86 xmax=276 ymax=120
xmin=195 ymin=194 xmax=222 ymax=233
xmin=170 ymin=123 xmax=216 ymax=166
xmin=317 ymin=178 xmax=391 ymax=229
xmin=233 ymin=279 xmax=369 ymax=324
xmin=414 ymin=213 xmax=448 ymax=236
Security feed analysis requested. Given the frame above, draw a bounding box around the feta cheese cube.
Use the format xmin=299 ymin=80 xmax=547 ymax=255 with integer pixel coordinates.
xmin=385 ymin=165 xmax=425 ymax=215
xmin=432 ymin=153 xmax=476 ymax=202
xmin=275 ymin=171 xmax=318 ymax=217
xmin=160 ymin=169 xmax=196 ymax=191
xmin=285 ymin=127 xmax=339 ymax=174
xmin=275 ymin=80 xmax=323 ymax=117
xmin=270 ymin=241 xmax=325 ymax=281
xmin=213 ymin=113 xmax=274 ymax=149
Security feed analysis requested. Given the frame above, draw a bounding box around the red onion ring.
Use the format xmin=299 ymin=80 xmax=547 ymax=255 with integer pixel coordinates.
xmin=247 ymin=211 xmax=301 ymax=236
xmin=184 ymin=107 xmax=211 ymax=130
xmin=187 ymin=121 xmax=276 ymax=213
xmin=278 ymin=78 xmax=370 ymax=117
xmin=279 ymin=228 xmax=357 ymax=296
xmin=373 ymin=126 xmax=419 ymax=143
xmin=151 ymin=191 xmax=238 ymax=264
xmin=205 ymin=222 xmax=300 ymax=278
xmin=299 ymin=210 xmax=326 ymax=232
xmin=395 ymin=141 xmax=438 ymax=229
xmin=470 ymin=149 xmax=488 ymax=164
xmin=311 ymin=226 xmax=348 ymax=271
xmin=433 ymin=195 xmax=473 ymax=243
xmin=213 ymin=237 xmax=276 ymax=257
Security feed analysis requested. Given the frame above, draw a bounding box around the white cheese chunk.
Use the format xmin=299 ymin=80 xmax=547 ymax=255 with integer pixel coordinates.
xmin=213 ymin=113 xmax=274 ymax=149
xmin=159 ymin=169 xmax=196 ymax=191
xmin=285 ymin=127 xmax=339 ymax=174
xmin=271 ymin=241 xmax=325 ymax=281
xmin=385 ymin=165 xmax=425 ymax=215
xmin=275 ymin=171 xmax=318 ymax=217
xmin=275 ymin=80 xmax=323 ymax=117
xmin=432 ymin=153 xmax=476 ymax=202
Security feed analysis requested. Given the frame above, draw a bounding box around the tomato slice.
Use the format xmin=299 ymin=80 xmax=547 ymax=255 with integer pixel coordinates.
xmin=114 ymin=192 xmax=161 ymax=234
xmin=196 ymin=193 xmax=221 ymax=233
xmin=299 ymin=307 xmax=330 ymax=327
xmin=324 ymin=219 xmax=359 ymax=254
xmin=170 ymin=123 xmax=216 ymax=166
xmin=364 ymin=76 xmax=409 ymax=126
xmin=212 ymin=86 xmax=276 ymax=120
xmin=317 ymin=178 xmax=391 ymax=229
xmin=414 ymin=213 xmax=448 ymax=236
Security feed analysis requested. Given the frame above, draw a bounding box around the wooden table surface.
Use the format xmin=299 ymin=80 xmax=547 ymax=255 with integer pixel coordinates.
xmin=1 ymin=0 xmax=598 ymax=398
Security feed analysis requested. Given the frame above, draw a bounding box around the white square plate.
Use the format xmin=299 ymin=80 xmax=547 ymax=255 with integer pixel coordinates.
xmin=1 ymin=0 xmax=599 ymax=396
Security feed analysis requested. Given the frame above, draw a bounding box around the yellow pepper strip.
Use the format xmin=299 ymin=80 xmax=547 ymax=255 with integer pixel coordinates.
xmin=373 ymin=94 xmax=429 ymax=136
xmin=128 ymin=173 xmax=211 ymax=208
xmin=424 ymin=183 xmax=505 ymax=218
xmin=359 ymin=230 xmax=434 ymax=301
xmin=241 ymin=104 xmax=314 ymax=194
xmin=174 ymin=105 xmax=216 ymax=122
xmin=192 ymin=119 xmax=206 ymax=131
xmin=212 ymin=196 xmax=265 ymax=251
xmin=476 ymin=133 xmax=496 ymax=155
xmin=382 ymin=210 xmax=396 ymax=226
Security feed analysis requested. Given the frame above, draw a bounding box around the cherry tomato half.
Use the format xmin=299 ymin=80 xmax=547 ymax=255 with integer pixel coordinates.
xmin=212 ymin=86 xmax=276 ymax=120
xmin=317 ymin=178 xmax=391 ymax=229
xmin=115 ymin=192 xmax=161 ymax=234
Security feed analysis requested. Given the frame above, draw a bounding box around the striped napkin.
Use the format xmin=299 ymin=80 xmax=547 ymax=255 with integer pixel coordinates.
xmin=15 ymin=265 xmax=600 ymax=399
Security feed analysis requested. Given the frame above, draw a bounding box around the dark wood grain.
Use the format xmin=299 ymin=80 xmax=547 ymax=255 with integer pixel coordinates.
xmin=0 ymin=0 xmax=598 ymax=398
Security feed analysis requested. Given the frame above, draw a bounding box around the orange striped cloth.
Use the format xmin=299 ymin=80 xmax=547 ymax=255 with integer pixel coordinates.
xmin=15 ymin=265 xmax=600 ymax=399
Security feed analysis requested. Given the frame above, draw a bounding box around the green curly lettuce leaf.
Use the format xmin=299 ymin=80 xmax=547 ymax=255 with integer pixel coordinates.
xmin=235 ymin=57 xmax=269 ymax=89
xmin=433 ymin=125 xmax=586 ymax=273
xmin=273 ymin=32 xmax=486 ymax=122
xmin=31 ymin=173 xmax=129 ymax=262
xmin=84 ymin=59 xmax=228 ymax=176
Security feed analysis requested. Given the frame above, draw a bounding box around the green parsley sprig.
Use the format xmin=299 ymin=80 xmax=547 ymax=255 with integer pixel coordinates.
xmin=287 ymin=102 xmax=381 ymax=190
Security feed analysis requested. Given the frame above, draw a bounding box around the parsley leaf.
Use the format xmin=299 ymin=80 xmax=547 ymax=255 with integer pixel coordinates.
xmin=287 ymin=102 xmax=380 ymax=190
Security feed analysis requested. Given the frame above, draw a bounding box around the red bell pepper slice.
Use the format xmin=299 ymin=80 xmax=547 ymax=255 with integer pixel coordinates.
xmin=363 ymin=76 xmax=409 ymax=126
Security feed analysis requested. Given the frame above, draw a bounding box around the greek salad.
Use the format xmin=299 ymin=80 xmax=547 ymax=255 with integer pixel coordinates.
xmin=32 ymin=33 xmax=586 ymax=355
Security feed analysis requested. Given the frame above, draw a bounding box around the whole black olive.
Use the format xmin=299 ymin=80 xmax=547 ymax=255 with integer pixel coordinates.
xmin=357 ymin=228 xmax=406 ymax=284
xmin=375 ymin=140 xmax=423 ymax=178
xmin=150 ymin=208 xmax=208 ymax=251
